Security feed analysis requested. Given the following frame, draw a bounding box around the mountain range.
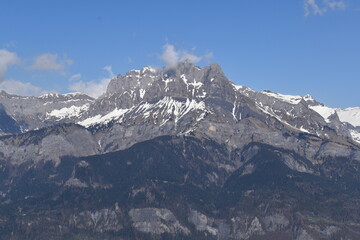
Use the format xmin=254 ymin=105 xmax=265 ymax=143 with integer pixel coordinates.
xmin=0 ymin=62 xmax=360 ymax=240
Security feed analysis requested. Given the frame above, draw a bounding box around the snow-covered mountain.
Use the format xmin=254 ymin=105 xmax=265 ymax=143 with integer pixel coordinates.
xmin=19 ymin=63 xmax=360 ymax=142
xmin=0 ymin=62 xmax=359 ymax=168
xmin=1 ymin=62 xmax=360 ymax=239
xmin=1 ymin=62 xmax=359 ymax=146
xmin=3 ymin=62 xmax=358 ymax=142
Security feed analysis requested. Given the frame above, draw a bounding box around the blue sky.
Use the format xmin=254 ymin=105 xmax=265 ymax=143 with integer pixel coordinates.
xmin=0 ymin=0 xmax=359 ymax=108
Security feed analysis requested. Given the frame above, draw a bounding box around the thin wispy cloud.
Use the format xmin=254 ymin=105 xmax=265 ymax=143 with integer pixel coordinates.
xmin=204 ymin=52 xmax=214 ymax=62
xmin=0 ymin=49 xmax=47 ymax=96
xmin=0 ymin=79 xmax=46 ymax=96
xmin=0 ymin=49 xmax=20 ymax=82
xmin=28 ymin=53 xmax=73 ymax=71
xmin=69 ymin=73 xmax=81 ymax=82
xmin=304 ymin=0 xmax=346 ymax=16
xmin=160 ymin=44 xmax=213 ymax=69
xmin=68 ymin=66 xmax=114 ymax=98
xmin=180 ymin=52 xmax=201 ymax=64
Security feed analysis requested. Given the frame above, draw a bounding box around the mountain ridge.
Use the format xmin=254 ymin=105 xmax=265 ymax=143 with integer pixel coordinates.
xmin=0 ymin=62 xmax=358 ymax=140
xmin=1 ymin=62 xmax=360 ymax=239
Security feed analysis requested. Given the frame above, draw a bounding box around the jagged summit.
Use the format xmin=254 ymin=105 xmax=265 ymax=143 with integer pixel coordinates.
xmin=105 ymin=61 xmax=230 ymax=99
xmin=0 ymin=62 xmax=359 ymax=145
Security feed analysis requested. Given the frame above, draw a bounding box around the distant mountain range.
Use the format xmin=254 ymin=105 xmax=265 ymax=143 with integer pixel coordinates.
xmin=0 ymin=62 xmax=360 ymax=240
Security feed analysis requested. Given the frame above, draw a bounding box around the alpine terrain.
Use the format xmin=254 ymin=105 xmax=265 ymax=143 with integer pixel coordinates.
xmin=1 ymin=62 xmax=360 ymax=240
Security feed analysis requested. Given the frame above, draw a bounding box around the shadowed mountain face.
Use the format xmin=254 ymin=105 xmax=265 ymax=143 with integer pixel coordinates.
xmin=0 ymin=62 xmax=360 ymax=239
xmin=1 ymin=136 xmax=360 ymax=240
xmin=0 ymin=104 xmax=21 ymax=135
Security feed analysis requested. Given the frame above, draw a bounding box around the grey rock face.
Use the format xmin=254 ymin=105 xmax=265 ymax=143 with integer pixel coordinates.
xmin=129 ymin=208 xmax=190 ymax=235
xmin=70 ymin=208 xmax=123 ymax=233
xmin=0 ymin=103 xmax=21 ymax=134
xmin=0 ymin=91 xmax=94 ymax=131
xmin=188 ymin=210 xmax=218 ymax=236
xmin=230 ymin=216 xmax=265 ymax=240
xmin=0 ymin=124 xmax=99 ymax=165
xmin=263 ymin=214 xmax=290 ymax=232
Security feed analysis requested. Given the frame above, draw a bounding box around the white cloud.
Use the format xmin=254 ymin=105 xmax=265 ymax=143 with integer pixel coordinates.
xmin=160 ymin=44 xmax=203 ymax=68
xmin=68 ymin=66 xmax=114 ymax=98
xmin=0 ymin=49 xmax=20 ymax=82
xmin=304 ymin=0 xmax=346 ymax=16
xmin=103 ymin=65 xmax=114 ymax=77
xmin=161 ymin=44 xmax=179 ymax=68
xmin=29 ymin=53 xmax=73 ymax=71
xmin=0 ymin=50 xmax=48 ymax=96
xmin=204 ymin=52 xmax=214 ymax=61
xmin=69 ymin=73 xmax=81 ymax=82
xmin=180 ymin=52 xmax=202 ymax=64
xmin=0 ymin=79 xmax=45 ymax=96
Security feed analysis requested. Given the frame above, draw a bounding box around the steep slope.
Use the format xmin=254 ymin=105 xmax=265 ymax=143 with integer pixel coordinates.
xmin=1 ymin=136 xmax=360 ymax=240
xmin=0 ymin=104 xmax=21 ymax=135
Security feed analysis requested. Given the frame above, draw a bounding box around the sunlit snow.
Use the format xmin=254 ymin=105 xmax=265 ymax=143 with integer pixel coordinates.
xmin=337 ymin=107 xmax=360 ymax=127
xmin=309 ymin=105 xmax=336 ymax=123
xmin=46 ymin=104 xmax=90 ymax=120
xmin=78 ymin=108 xmax=130 ymax=127
xmin=261 ymin=91 xmax=302 ymax=105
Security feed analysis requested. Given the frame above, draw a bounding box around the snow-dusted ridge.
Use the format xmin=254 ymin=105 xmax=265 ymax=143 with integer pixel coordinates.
xmin=255 ymin=102 xmax=311 ymax=134
xmin=134 ymin=96 xmax=209 ymax=125
xmin=309 ymin=105 xmax=336 ymax=123
xmin=39 ymin=92 xmax=61 ymax=99
xmin=77 ymin=96 xmax=210 ymax=128
xmin=306 ymin=103 xmax=360 ymax=143
xmin=261 ymin=90 xmax=302 ymax=105
xmin=309 ymin=105 xmax=360 ymax=128
xmin=39 ymin=92 xmax=94 ymax=100
xmin=3 ymin=62 xmax=359 ymax=145
xmin=47 ymin=104 xmax=91 ymax=120
xmin=79 ymin=62 xmax=360 ymax=144
xmin=78 ymin=108 xmax=131 ymax=127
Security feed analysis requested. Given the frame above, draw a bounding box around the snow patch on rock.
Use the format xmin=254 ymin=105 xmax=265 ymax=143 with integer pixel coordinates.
xmin=46 ymin=104 xmax=90 ymax=120
xmin=262 ymin=91 xmax=302 ymax=105
xmin=78 ymin=108 xmax=130 ymax=127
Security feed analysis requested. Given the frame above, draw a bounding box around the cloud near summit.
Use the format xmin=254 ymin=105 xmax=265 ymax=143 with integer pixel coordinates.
xmin=160 ymin=44 xmax=211 ymax=68
xmin=68 ymin=66 xmax=115 ymax=98
xmin=0 ymin=79 xmax=45 ymax=96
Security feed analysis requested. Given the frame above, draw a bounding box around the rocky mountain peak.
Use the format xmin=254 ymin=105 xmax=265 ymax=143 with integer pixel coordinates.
xmin=1 ymin=62 xmax=360 ymax=240
xmin=0 ymin=62 xmax=359 ymax=147
xmin=106 ymin=66 xmax=158 ymax=96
